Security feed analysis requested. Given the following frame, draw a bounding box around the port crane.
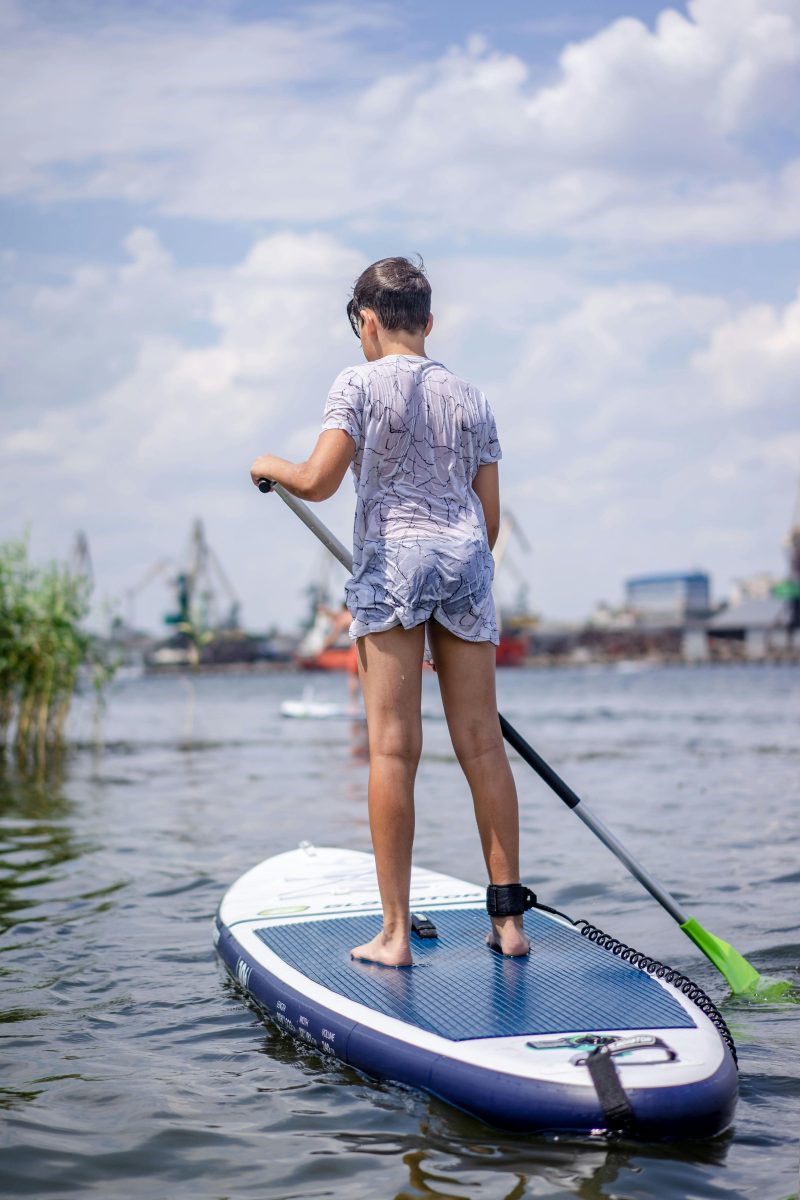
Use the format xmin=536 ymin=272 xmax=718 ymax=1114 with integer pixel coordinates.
xmin=69 ymin=531 xmax=93 ymax=586
xmin=780 ymin=480 xmax=800 ymax=629
xmin=120 ymin=519 xmax=241 ymax=635
xmin=492 ymin=510 xmax=534 ymax=617
xmin=124 ymin=559 xmax=174 ymax=631
xmin=163 ymin=519 xmax=241 ymax=633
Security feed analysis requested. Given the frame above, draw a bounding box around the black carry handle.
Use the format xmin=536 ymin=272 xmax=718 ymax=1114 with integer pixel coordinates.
xmin=257 ymin=478 xmax=274 ymax=493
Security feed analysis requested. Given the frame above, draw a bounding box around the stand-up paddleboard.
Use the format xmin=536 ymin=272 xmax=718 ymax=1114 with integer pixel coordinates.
xmin=215 ymin=845 xmax=737 ymax=1139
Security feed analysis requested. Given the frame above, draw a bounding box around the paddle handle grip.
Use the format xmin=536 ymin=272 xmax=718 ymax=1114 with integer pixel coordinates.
xmin=257 ymin=478 xmax=273 ymax=493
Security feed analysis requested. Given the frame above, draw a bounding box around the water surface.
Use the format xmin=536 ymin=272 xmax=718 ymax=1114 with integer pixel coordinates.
xmin=1 ymin=665 xmax=798 ymax=1198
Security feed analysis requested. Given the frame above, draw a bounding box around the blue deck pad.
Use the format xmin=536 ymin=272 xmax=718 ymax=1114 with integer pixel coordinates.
xmin=256 ymin=908 xmax=696 ymax=1041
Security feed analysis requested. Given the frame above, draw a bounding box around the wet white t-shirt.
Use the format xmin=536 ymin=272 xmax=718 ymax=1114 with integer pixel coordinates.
xmin=321 ymin=354 xmax=501 ymax=644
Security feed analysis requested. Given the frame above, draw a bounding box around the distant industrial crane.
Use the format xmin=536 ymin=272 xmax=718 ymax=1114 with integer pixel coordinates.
xmin=782 ymin=480 xmax=800 ymax=629
xmin=492 ymin=510 xmax=533 ymax=615
xmin=124 ymin=559 xmax=174 ymax=630
xmin=120 ymin=519 xmax=241 ymax=635
xmin=164 ymin=519 xmax=241 ymax=633
xmin=69 ymin=531 xmax=93 ymax=586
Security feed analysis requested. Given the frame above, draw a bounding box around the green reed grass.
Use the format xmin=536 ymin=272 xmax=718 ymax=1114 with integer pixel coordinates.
xmin=0 ymin=539 xmax=98 ymax=764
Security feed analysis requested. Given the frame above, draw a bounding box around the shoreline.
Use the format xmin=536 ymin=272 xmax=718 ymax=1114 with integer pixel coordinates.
xmin=137 ymin=655 xmax=800 ymax=677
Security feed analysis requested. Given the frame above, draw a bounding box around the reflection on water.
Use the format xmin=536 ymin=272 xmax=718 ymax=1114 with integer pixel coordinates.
xmin=396 ymin=1147 xmax=526 ymax=1200
xmin=0 ymin=666 xmax=798 ymax=1198
xmin=349 ymin=716 xmax=370 ymax=762
xmin=0 ymin=758 xmax=78 ymax=935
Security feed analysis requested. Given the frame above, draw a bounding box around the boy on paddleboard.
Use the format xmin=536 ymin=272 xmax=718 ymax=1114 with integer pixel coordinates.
xmin=250 ymin=257 xmax=530 ymax=965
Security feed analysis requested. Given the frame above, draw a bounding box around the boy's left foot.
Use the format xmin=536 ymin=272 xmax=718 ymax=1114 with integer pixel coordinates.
xmin=351 ymin=930 xmax=413 ymax=968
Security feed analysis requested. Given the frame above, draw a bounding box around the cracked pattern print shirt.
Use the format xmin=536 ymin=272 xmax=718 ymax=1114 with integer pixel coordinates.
xmin=321 ymin=354 xmax=501 ymax=644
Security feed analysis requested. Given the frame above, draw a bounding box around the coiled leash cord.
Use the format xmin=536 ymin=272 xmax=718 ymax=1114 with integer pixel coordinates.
xmin=572 ymin=918 xmax=737 ymax=1065
xmin=510 ymin=889 xmax=738 ymax=1067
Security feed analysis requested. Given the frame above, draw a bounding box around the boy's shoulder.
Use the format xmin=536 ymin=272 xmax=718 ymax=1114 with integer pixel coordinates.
xmin=330 ymin=358 xmax=490 ymax=406
xmin=327 ymin=362 xmax=370 ymax=396
xmin=337 ymin=356 xmax=484 ymax=388
xmin=419 ymin=360 xmax=490 ymax=404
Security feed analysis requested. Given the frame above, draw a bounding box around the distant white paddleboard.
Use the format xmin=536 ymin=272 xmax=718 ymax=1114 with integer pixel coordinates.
xmin=215 ymin=845 xmax=737 ymax=1138
xmin=279 ymin=694 xmax=443 ymax=720
xmin=279 ymin=699 xmax=358 ymax=720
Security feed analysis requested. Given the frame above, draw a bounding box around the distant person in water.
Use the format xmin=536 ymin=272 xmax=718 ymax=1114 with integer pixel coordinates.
xmin=250 ymin=257 xmax=529 ymax=965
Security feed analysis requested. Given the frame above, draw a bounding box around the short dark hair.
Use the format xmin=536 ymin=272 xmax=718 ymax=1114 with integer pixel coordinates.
xmin=350 ymin=256 xmax=431 ymax=334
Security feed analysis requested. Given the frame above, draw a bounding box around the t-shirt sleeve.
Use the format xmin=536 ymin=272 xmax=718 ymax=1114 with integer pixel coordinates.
xmin=321 ymin=368 xmax=364 ymax=452
xmin=479 ymin=398 xmax=503 ymax=465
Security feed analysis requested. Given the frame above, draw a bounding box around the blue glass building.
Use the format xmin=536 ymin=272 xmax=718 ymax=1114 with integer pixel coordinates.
xmin=625 ymin=572 xmax=711 ymax=620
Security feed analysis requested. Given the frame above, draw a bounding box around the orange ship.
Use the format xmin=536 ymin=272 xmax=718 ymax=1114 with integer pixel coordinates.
xmin=495 ymin=632 xmax=528 ymax=667
xmin=295 ymin=606 xmax=358 ymax=672
xmin=297 ymin=604 xmax=527 ymax=669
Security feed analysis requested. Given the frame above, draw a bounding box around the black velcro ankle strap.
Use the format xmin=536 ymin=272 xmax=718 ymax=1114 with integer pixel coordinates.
xmin=486 ymin=884 xmax=537 ymax=917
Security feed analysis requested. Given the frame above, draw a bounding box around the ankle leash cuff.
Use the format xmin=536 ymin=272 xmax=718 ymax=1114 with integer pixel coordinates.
xmin=486 ymin=883 xmax=537 ymax=917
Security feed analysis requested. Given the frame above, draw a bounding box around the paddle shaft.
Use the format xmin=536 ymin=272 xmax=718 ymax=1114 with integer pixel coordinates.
xmin=497 ymin=716 xmax=687 ymax=923
xmin=260 ymin=477 xmax=689 ymax=925
xmin=258 ymin=479 xmax=352 ymax=570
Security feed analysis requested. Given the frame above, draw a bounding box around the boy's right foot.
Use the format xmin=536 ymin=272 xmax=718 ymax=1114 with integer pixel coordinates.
xmin=351 ymin=929 xmax=413 ymax=967
xmin=485 ymin=883 xmax=534 ymax=956
xmin=486 ymin=914 xmax=530 ymax=957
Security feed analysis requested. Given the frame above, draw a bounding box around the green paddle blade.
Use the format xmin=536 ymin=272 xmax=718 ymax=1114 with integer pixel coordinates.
xmin=680 ymin=916 xmax=762 ymax=994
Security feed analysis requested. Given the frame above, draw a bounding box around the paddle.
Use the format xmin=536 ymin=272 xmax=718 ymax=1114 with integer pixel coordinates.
xmin=258 ymin=477 xmax=766 ymax=996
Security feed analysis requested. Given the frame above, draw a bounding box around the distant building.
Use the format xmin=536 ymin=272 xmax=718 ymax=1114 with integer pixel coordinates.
xmin=588 ymin=600 xmax=635 ymax=629
xmin=707 ymin=596 xmax=794 ymax=660
xmin=727 ymin=573 xmax=779 ymax=606
xmin=625 ymin=572 xmax=711 ymax=623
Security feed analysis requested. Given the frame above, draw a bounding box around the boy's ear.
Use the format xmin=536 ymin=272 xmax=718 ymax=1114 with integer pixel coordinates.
xmin=361 ymin=308 xmax=379 ymax=338
xmin=425 ymin=313 xmax=433 ymax=337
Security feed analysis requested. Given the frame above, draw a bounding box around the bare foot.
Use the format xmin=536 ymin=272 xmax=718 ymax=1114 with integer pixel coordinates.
xmin=486 ymin=914 xmax=530 ymax=957
xmin=351 ymin=929 xmax=413 ymax=967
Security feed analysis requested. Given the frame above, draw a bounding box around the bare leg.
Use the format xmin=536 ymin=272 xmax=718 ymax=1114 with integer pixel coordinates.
xmin=427 ymin=620 xmax=529 ymax=956
xmin=351 ymin=623 xmax=425 ymax=966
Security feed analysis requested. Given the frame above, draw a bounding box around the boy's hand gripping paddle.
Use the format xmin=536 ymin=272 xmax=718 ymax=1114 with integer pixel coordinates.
xmin=258 ymin=477 xmax=779 ymax=998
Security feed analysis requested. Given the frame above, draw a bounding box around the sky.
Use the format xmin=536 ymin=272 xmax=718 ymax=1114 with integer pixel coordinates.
xmin=1 ymin=0 xmax=799 ymax=634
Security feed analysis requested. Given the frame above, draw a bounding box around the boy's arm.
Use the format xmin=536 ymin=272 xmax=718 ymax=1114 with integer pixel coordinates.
xmin=472 ymin=463 xmax=500 ymax=549
xmin=250 ymin=430 xmax=355 ymax=502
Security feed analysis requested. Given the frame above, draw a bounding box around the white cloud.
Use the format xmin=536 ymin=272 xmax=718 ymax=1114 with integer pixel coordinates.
xmin=567 ymin=159 xmax=800 ymax=246
xmin=0 ymin=226 xmax=211 ymax=423
xmin=493 ymin=279 xmax=796 ymax=609
xmin=1 ymin=228 xmax=362 ymax=477
xmin=0 ymin=227 xmax=365 ymax=629
xmin=1 ymin=0 xmax=798 ymax=625
xmin=692 ymin=287 xmax=800 ymax=409
xmin=0 ymin=0 xmax=799 ymax=246
xmin=504 ymin=281 xmax=728 ymax=443
xmin=2 ymin=227 xmax=793 ymax=626
xmin=527 ymin=0 xmax=800 ymax=168
xmin=705 ymin=431 xmax=800 ymax=481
